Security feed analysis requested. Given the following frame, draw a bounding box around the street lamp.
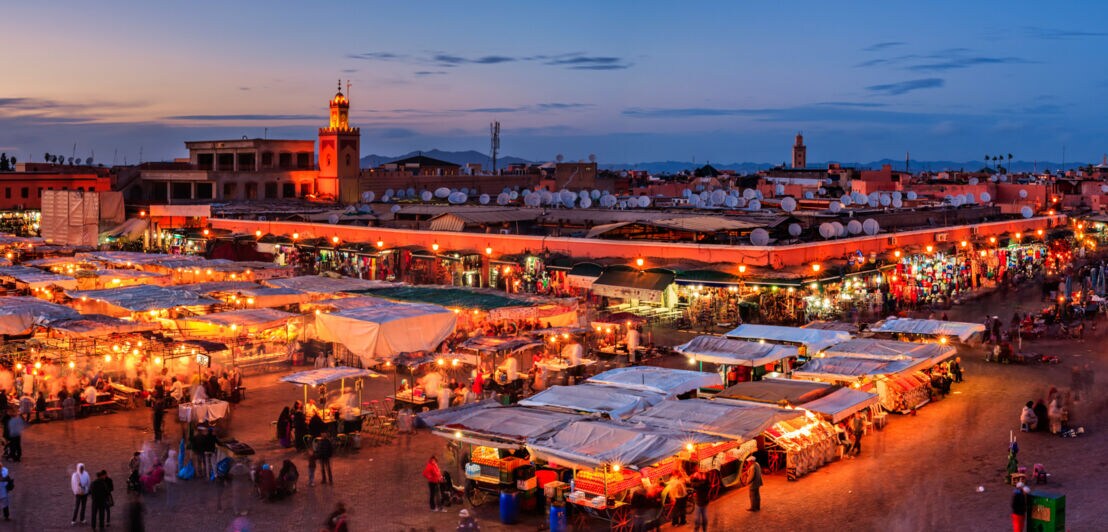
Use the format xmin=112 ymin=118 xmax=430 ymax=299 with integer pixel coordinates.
xmin=636 ymin=258 xmax=644 ymax=268
xmin=893 ymin=250 xmax=901 ymax=259
xmin=738 ymin=264 xmax=747 ymax=274
xmin=331 ymin=236 xmax=340 ymax=245
xmin=432 ymin=242 xmax=440 ymax=252
xmin=485 ymin=246 xmax=493 ymax=256
xmin=811 ymin=263 xmax=821 ymax=273
xmin=925 ymin=245 xmax=933 ymax=253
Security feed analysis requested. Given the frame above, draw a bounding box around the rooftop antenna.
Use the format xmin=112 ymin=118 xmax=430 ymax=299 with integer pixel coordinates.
xmin=72 ymin=143 xmax=77 ymax=158
xmin=490 ymin=121 xmax=501 ymax=174
xmin=905 ymin=151 xmax=910 ymax=173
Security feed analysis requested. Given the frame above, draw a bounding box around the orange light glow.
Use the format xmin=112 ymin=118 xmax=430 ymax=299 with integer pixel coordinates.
xmin=636 ymin=258 xmax=644 ymax=267
xmin=332 ymin=236 xmax=340 ymax=244
xmin=811 ymin=263 xmax=821 ymax=273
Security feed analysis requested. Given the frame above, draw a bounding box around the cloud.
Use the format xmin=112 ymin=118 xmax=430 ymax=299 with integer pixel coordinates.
xmin=238 ymin=87 xmax=251 ymax=91
xmin=536 ymin=103 xmax=593 ymax=110
xmin=164 ymin=114 xmax=319 ymax=121
xmin=347 ymin=52 xmax=406 ymax=61
xmin=866 ymin=78 xmax=944 ymax=95
xmin=816 ymin=102 xmax=887 ymax=108
xmin=908 ymin=56 xmax=1032 ymax=72
xmin=622 ymin=103 xmax=967 ymax=125
xmin=413 ymin=71 xmax=448 ymax=77
xmin=1024 ymin=27 xmax=1108 ymax=40
xmin=346 ymin=50 xmax=631 ymax=71
xmin=863 ymin=41 xmax=906 ymax=52
xmin=623 ymin=107 xmax=755 ymax=118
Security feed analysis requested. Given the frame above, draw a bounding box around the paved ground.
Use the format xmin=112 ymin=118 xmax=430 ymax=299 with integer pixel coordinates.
xmin=4 ymin=283 xmax=1107 ymax=531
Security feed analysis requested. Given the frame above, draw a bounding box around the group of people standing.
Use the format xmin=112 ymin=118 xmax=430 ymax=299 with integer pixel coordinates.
xmin=69 ymin=463 xmax=115 ymax=530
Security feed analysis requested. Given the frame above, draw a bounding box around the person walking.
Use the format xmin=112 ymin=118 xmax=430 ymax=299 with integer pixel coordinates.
xmin=662 ymin=468 xmax=688 ymax=526
xmin=306 ymin=448 xmax=317 ymax=487
xmin=1011 ymin=482 xmax=1031 ymax=532
xmin=746 ymin=457 xmax=763 ymax=512
xmin=950 ymin=357 xmax=963 ymax=383
xmin=325 ymin=502 xmax=349 ymax=532
xmin=151 ymin=400 xmax=165 ymax=443
xmin=422 ymin=455 xmax=444 ymax=512
xmin=849 ymin=415 xmax=865 ymax=455
xmin=689 ymin=471 xmax=711 ymax=532
xmin=316 ymin=433 xmax=334 ymax=485
xmin=71 ymin=462 xmax=91 ymax=525
xmin=6 ymin=414 xmax=24 ymax=462
xmin=0 ymin=462 xmax=12 ymax=521
xmin=89 ymin=470 xmax=112 ymax=531
xmin=229 ymin=459 xmax=250 ymax=516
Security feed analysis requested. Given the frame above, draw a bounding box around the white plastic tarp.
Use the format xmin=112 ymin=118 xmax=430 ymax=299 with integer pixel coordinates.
xmin=725 ymin=324 xmax=852 ymax=353
xmin=279 ymin=366 xmax=384 ymax=387
xmin=0 ymin=265 xmax=78 ymax=290
xmin=179 ymin=308 xmax=297 ymax=331
xmin=48 ymin=314 xmax=160 ymax=337
xmin=801 ymin=388 xmax=880 ymax=423
xmin=586 ymin=366 xmax=720 ymax=396
xmin=629 ymin=399 xmax=805 ymax=440
xmin=222 ymin=287 xmax=313 ymax=308
xmin=0 ymin=296 xmax=81 ymax=334
xmin=314 ymin=303 xmax=457 ymax=363
xmin=265 ymin=275 xmax=396 ymax=294
xmin=794 ymin=356 xmax=925 ymax=380
xmin=527 ymin=419 xmax=721 ymax=471
xmin=518 ymin=383 xmax=667 ymax=420
xmin=822 ymin=338 xmax=956 ymax=365
xmin=868 ymin=317 xmax=985 ymax=342
xmin=675 ymin=336 xmax=799 ymax=367
xmin=306 ymin=296 xmax=393 ymax=311
xmin=68 ymin=285 xmax=219 ymax=313
xmin=428 ymin=404 xmax=584 ymax=448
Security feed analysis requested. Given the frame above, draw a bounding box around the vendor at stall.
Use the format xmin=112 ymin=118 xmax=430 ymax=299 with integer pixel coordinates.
xmin=627 ymin=325 xmax=641 ymax=363
xmin=418 ymin=370 xmax=445 ymax=400
xmin=327 ymin=388 xmax=361 ymax=432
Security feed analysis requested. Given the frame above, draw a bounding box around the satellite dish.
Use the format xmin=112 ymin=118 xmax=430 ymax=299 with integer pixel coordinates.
xmin=407 ymin=187 xmax=416 ymax=197
xmin=1018 ymin=189 xmax=1028 ymax=199
xmin=434 ymin=187 xmax=450 ymax=198
xmin=579 ymin=197 xmax=592 ymax=209
xmin=955 ymin=194 xmax=967 ymax=206
xmin=578 ymin=190 xmax=589 ymax=201
xmin=906 ymin=191 xmax=918 ymax=201
xmin=420 ymin=190 xmax=433 ymax=202
xmin=804 ymin=191 xmax=814 ymax=199
xmin=327 ymin=214 xmax=340 ymax=224
xmin=361 ymin=191 xmax=373 ymax=202
xmin=980 ymin=192 xmax=991 ymax=203
xmin=847 ymin=220 xmax=863 ymax=234
xmin=588 ymin=153 xmax=596 ymax=163
xmin=682 ymin=189 xmax=692 ymax=199
xmin=989 ymin=176 xmax=998 ymax=183
xmin=852 ymin=192 xmax=867 ymax=204
xmin=966 ymin=193 xmax=976 ymax=204
xmin=743 ymin=189 xmax=756 ymax=200
xmin=710 ymin=190 xmax=726 ymax=205
xmin=448 ymin=192 xmax=467 ymax=204
xmin=555 ymin=154 xmax=564 ymax=163
xmin=735 ymin=198 xmax=746 ymax=208
xmin=479 ymin=194 xmax=490 ymax=205
xmin=819 ymin=223 xmax=835 ymax=239
xmin=524 ymin=193 xmax=542 ymax=207
xmin=891 ymin=191 xmax=902 ymax=201
xmin=618 ymin=200 xmax=627 ymax=209
xmin=1102 ymin=185 xmax=1108 ymax=194
xmin=867 ymin=197 xmax=879 ymax=208
xmin=817 ymin=187 xmax=826 ymax=195
xmin=1021 ymin=206 xmax=1033 ymax=218
xmin=830 ymin=201 xmax=842 ymax=213
xmin=541 ymin=190 xmax=554 ymax=205
xmin=381 ymin=195 xmax=391 ymax=203
xmin=385 ymin=188 xmax=395 ymax=197
xmin=747 ymin=199 xmax=761 ymax=211
xmin=840 ymin=194 xmax=853 ymax=207
xmin=969 ymin=178 xmax=979 ymax=185
xmin=832 ymin=221 xmax=845 ymax=237
xmin=460 ymin=187 xmax=470 ymax=195
xmin=999 ymin=175 xmax=1009 ymax=182
xmin=724 ymin=196 xmax=739 ymax=208
xmin=699 ymin=191 xmax=710 ymax=202
xmin=390 ymin=204 xmax=401 ymax=213
xmin=510 ymin=191 xmax=519 ymax=200
xmin=638 ymin=196 xmax=651 ymax=208
xmin=563 ymin=196 xmax=576 ymax=209
xmin=496 ymin=193 xmax=510 ymax=205
xmin=788 ymin=223 xmax=802 ymax=237
xmin=560 ymin=190 xmax=576 ymax=205
xmin=357 ymin=204 xmax=372 ymax=214
xmin=781 ymin=197 xmax=797 ymax=212
xmin=688 ymin=195 xmax=702 ymax=207
xmin=600 ymin=195 xmax=617 ymax=208
xmin=879 ymin=194 xmax=891 ymax=207
xmin=891 ymin=197 xmax=903 ymax=208
xmin=590 ymin=189 xmax=601 ymax=199
xmin=394 ymin=189 xmax=407 ymax=199
xmin=862 ymin=218 xmax=880 ymax=235
xmin=729 ymin=189 xmax=740 ymax=197
xmin=749 ymin=228 xmax=770 ymax=246
xmin=775 ymin=184 xmax=785 ymax=196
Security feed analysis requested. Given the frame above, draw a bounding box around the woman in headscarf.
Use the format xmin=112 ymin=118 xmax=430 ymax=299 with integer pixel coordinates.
xmin=276 ymin=407 xmax=292 ymax=448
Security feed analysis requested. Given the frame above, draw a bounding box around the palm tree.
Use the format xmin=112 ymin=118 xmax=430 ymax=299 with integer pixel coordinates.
xmin=984 ymin=154 xmax=990 ymax=168
xmin=43 ymin=152 xmax=50 ymax=162
xmin=1008 ymin=153 xmax=1013 ymax=170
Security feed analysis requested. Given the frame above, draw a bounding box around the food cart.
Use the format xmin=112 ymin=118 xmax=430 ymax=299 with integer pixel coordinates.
xmin=590 ymin=314 xmax=647 ymax=359
xmin=457 ymin=336 xmax=544 ymax=398
xmin=792 ymin=354 xmax=936 ymax=414
xmin=519 ymin=383 xmax=667 ymax=420
xmin=280 ymin=367 xmax=386 ymax=435
xmin=724 ymin=323 xmax=852 ymax=360
xmin=760 ymin=411 xmax=840 ymax=480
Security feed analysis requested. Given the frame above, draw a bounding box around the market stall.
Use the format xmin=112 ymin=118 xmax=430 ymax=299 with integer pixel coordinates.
xmin=519 ymin=383 xmax=667 ymax=420
xmin=176 ymin=308 xmax=302 ymax=370
xmin=759 ymin=410 xmax=840 ymax=480
xmin=0 ymin=265 xmax=78 ymax=291
xmin=280 ymin=366 xmax=385 ymax=434
xmin=0 ymin=296 xmax=81 ymax=335
xmin=585 ymin=366 xmax=719 ymax=397
xmin=313 ymin=302 xmax=457 ymax=365
xmin=66 ymin=285 xmax=220 ymax=319
xmin=714 ymin=378 xmax=835 ymax=406
xmin=675 ymin=335 xmax=800 ymax=386
xmin=724 ymin=324 xmax=852 ymax=356
xmin=792 ymin=356 xmax=933 ymax=414
xmin=866 ymin=317 xmax=986 ymax=345
xmin=457 ymin=336 xmax=544 ymax=397
xmin=821 ymin=338 xmax=956 ymax=367
xmin=800 ymin=387 xmax=880 ymax=424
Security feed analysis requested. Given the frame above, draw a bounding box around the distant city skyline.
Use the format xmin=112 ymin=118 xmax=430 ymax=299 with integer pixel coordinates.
xmin=1 ymin=1 xmax=1105 ymax=165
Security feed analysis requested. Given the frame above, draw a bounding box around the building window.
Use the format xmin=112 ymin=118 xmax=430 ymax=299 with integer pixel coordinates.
xmin=217 ymin=153 xmax=234 ymax=172
xmin=36 ymin=188 xmax=41 ymax=198
xmin=300 ymin=183 xmax=311 ymax=197
xmin=4 ymin=188 xmax=9 ymax=199
xmin=278 ymin=152 xmax=292 ymax=169
xmin=195 ymin=182 xmax=213 ymax=199
xmin=20 ymin=187 xmax=29 ymax=199
xmin=282 ymin=183 xmax=296 ymax=197
xmin=197 ymin=153 xmax=214 ymax=169
xmin=223 ymin=182 xmax=238 ymax=199
xmin=296 ymin=152 xmax=311 ymax=169
xmin=261 ymin=152 xmax=273 ymax=167
xmin=171 ymin=182 xmax=192 ymax=200
xmin=264 ymin=182 xmax=278 ymax=199
xmin=237 ymin=152 xmax=256 ymax=171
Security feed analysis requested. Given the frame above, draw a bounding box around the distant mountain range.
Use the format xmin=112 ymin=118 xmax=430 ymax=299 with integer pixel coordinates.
xmin=361 ymin=150 xmax=1089 ymax=174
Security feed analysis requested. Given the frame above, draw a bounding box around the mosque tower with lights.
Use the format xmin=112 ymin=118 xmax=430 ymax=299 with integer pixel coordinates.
xmin=318 ymin=80 xmax=361 ymax=203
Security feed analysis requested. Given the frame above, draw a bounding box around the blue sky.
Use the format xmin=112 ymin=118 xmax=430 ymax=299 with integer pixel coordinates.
xmin=0 ymin=1 xmax=1105 ymax=165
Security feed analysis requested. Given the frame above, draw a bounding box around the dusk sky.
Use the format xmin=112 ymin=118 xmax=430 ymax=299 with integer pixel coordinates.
xmin=2 ymin=1 xmax=1106 ymax=166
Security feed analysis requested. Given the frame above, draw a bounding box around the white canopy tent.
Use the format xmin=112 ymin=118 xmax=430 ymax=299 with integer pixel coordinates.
xmin=675 ymin=335 xmax=800 ymax=366
xmin=527 ymin=419 xmax=722 ymax=471
xmin=313 ymin=303 xmax=457 ymax=364
xmin=628 ymin=398 xmax=805 ymax=441
xmin=0 ymin=296 xmax=81 ymax=335
xmin=585 ymin=366 xmax=720 ymax=396
xmin=822 ymin=338 xmax=956 ymax=366
xmin=67 ymin=285 xmax=219 ymax=315
xmin=867 ymin=317 xmax=985 ymax=343
xmin=518 ymin=383 xmax=667 ymax=420
xmin=801 ymin=388 xmax=880 ymax=423
xmin=0 ymin=265 xmax=78 ymax=290
xmin=725 ymin=324 xmax=852 ymax=354
xmin=426 ymin=403 xmax=584 ymax=449
xmin=793 ymin=356 xmax=927 ymax=380
xmin=280 ymin=366 xmax=385 ymax=404
xmin=264 ymin=275 xmax=397 ymax=295
xmin=177 ymin=308 xmax=299 ymax=333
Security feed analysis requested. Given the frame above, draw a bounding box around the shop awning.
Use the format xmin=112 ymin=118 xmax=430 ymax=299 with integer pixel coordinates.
xmin=629 ymin=399 xmax=804 ymax=441
xmin=675 ymin=336 xmax=799 ymax=367
xmin=867 ymin=317 xmax=985 ymax=342
xmin=586 ymin=366 xmax=720 ymax=396
xmin=264 ymin=275 xmax=397 ymax=295
xmin=724 ymin=324 xmax=852 ymax=353
xmin=0 ymin=265 xmax=78 ymax=290
xmin=427 ymin=403 xmax=583 ymax=449
xmin=566 ymin=262 xmax=603 ymax=289
xmin=519 ymin=383 xmax=667 ymax=420
xmin=313 ymin=303 xmax=457 ymax=363
xmin=49 ymin=314 xmax=161 ymax=337
xmin=715 ymin=378 xmax=834 ymax=406
xmin=0 ymin=296 xmax=81 ymax=334
xmin=822 ymin=338 xmax=956 ymax=366
xmin=674 ymin=270 xmax=741 ymax=287
xmin=590 ymin=269 xmax=675 ymax=304
xmin=221 ymin=287 xmax=314 ymax=308
xmin=527 ymin=419 xmax=722 ymax=471
xmin=801 ymin=388 xmax=880 ymax=423
xmin=178 ymin=308 xmax=298 ymax=332
xmin=279 ymin=366 xmax=385 ymax=387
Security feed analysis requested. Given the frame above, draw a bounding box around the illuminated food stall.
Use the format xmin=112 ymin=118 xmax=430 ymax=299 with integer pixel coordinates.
xmin=724 ymin=323 xmax=852 ymax=358
xmin=585 ymin=366 xmax=720 ymax=398
xmin=792 ymin=356 xmax=934 ymax=413
xmin=675 ymin=335 xmax=801 ymax=387
xmin=519 ymin=383 xmax=667 ymax=420
xmin=866 ymin=317 xmax=986 ymax=345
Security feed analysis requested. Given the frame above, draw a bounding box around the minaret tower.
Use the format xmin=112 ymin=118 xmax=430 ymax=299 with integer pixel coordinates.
xmin=318 ymin=79 xmax=361 ymax=203
xmin=792 ymin=132 xmax=807 ymax=169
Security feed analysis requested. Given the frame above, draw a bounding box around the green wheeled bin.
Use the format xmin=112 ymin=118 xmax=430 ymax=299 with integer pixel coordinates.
xmin=1029 ymin=491 xmax=1065 ymax=532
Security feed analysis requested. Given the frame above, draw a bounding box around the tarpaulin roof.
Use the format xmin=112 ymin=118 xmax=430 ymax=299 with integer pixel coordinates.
xmin=176 ymin=281 xmax=260 ymax=295
xmin=179 ymin=308 xmax=298 ymax=331
xmin=459 ymin=336 xmax=544 ymax=353
xmin=362 ymin=286 xmax=536 ymax=311
xmin=304 ymin=296 xmax=393 ymax=311
xmin=0 ymin=265 xmax=78 ymax=290
xmin=313 ymin=303 xmax=457 ymax=363
xmin=68 ymin=285 xmax=219 ymax=312
xmin=724 ymin=324 xmax=852 ymax=352
xmin=793 ymin=356 xmax=926 ymax=380
xmin=519 ymin=383 xmax=667 ymax=420
xmin=527 ymin=419 xmax=722 ymax=471
xmin=716 ymin=378 xmax=833 ymax=406
xmin=586 ymin=366 xmax=721 ymax=396
xmin=48 ymin=314 xmax=161 ymax=337
xmin=675 ymin=336 xmax=799 ymax=367
xmin=0 ymin=296 xmax=81 ymax=334
xmin=76 ymin=251 xmax=204 ymax=266
xmin=264 ymin=275 xmax=396 ymax=294
xmin=590 ymin=270 xmax=675 ymax=303
xmin=867 ymin=317 xmax=985 ymax=342
xmin=823 ymin=338 xmax=956 ymax=365
xmin=801 ymin=388 xmax=880 ymax=423
xmin=427 ymin=403 xmax=584 ymax=449
xmin=279 ymin=366 xmax=384 ymax=387
xmin=217 ymin=287 xmax=314 ymax=308
xmin=629 ymin=399 xmax=805 ymax=441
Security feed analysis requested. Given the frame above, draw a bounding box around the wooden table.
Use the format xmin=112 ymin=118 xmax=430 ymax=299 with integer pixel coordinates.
xmin=387 ymin=393 xmax=436 ymax=411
